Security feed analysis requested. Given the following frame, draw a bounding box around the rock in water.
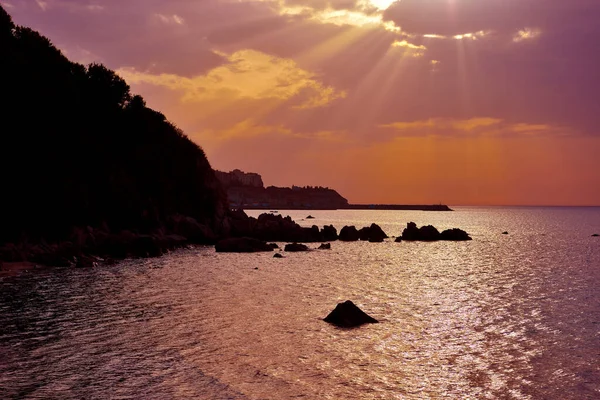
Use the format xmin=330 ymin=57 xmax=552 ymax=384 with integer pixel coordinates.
xmin=339 ymin=226 xmax=360 ymax=241
xmin=306 ymin=215 xmax=315 ymax=219
xmin=592 ymin=234 xmax=599 ymax=237
xmin=440 ymin=228 xmax=472 ymax=241
xmin=318 ymin=243 xmax=331 ymax=250
xmin=284 ymin=243 xmax=309 ymax=252
xmin=215 ymin=237 xmax=273 ymax=253
xmin=502 ymin=231 xmax=509 ymax=235
xmin=273 ymin=253 xmax=284 ymax=258
xmin=323 ymin=300 xmax=378 ymax=327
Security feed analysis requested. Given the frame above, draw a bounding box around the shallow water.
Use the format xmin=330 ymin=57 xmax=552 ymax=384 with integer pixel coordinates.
xmin=1 ymin=207 xmax=600 ymax=399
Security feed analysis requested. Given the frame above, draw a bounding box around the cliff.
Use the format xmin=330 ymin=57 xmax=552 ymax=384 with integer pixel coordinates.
xmin=216 ymin=170 xmax=349 ymax=209
xmin=0 ymin=5 xmax=227 ymax=246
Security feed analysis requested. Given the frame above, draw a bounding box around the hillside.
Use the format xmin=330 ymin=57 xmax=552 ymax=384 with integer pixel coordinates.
xmin=216 ymin=170 xmax=349 ymax=209
xmin=0 ymin=6 xmax=226 ymax=245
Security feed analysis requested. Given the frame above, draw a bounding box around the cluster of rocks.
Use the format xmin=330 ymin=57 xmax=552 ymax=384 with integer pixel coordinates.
xmin=0 ymin=208 xmax=474 ymax=266
xmin=339 ymin=224 xmax=388 ymax=242
xmin=0 ymin=214 xmax=216 ymax=267
xmin=396 ymin=222 xmax=472 ymax=242
xmin=226 ymin=210 xmax=338 ymax=242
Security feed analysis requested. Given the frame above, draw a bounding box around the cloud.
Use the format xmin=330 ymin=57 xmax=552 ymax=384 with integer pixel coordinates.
xmin=383 ymin=0 xmax=600 ymax=39
xmin=117 ymin=49 xmax=346 ymax=108
xmin=380 ymin=118 xmax=569 ymax=138
xmin=155 ymin=13 xmax=184 ymax=25
xmin=35 ymin=0 xmax=47 ymax=11
xmin=390 ymin=40 xmax=426 ymax=56
xmin=268 ymin=0 xmax=400 ymax=31
xmin=513 ymin=28 xmax=541 ymax=43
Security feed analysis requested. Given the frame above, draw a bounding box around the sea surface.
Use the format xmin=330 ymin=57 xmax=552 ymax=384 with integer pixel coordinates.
xmin=1 ymin=207 xmax=600 ymax=399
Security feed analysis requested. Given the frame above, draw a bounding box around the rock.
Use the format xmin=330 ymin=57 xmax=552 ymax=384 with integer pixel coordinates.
xmin=160 ymin=234 xmax=188 ymax=249
xmin=268 ymin=243 xmax=279 ymax=249
xmin=440 ymin=228 xmax=472 ymax=241
xmin=502 ymin=231 xmax=509 ymax=235
xmin=0 ymin=243 xmax=26 ymax=262
xmin=273 ymin=253 xmax=284 ymax=258
xmin=401 ymin=222 xmax=440 ymax=241
xmin=339 ymin=226 xmax=360 ymax=241
xmin=215 ymin=237 xmax=273 ymax=253
xmin=284 ymin=242 xmax=309 ymax=252
xmin=401 ymin=222 xmax=471 ymax=241
xmin=321 ymin=225 xmax=338 ymax=241
xmin=592 ymin=234 xmax=599 ymax=237
xmin=416 ymin=225 xmax=441 ymax=241
xmin=394 ymin=237 xmax=402 ymax=242
xmin=323 ymin=300 xmax=378 ymax=328
xmin=359 ymin=223 xmax=388 ymax=242
xmin=253 ymin=213 xmax=322 ymax=242
xmin=75 ymin=255 xmax=98 ymax=268
xmin=318 ymin=243 xmax=331 ymax=250
xmin=306 ymin=215 xmax=315 ymax=219
xmin=227 ymin=209 xmax=254 ymax=237
xmin=130 ymin=235 xmax=163 ymax=257
xmin=171 ymin=215 xmax=216 ymax=244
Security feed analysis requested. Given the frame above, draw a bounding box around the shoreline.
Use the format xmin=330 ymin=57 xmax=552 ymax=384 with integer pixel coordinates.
xmin=236 ymin=204 xmax=453 ymax=211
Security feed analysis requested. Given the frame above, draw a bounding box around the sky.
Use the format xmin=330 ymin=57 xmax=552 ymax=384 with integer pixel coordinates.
xmin=4 ymin=0 xmax=600 ymax=205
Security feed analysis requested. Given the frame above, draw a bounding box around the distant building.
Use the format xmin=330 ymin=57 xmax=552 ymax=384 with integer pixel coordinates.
xmin=215 ymin=169 xmax=264 ymax=188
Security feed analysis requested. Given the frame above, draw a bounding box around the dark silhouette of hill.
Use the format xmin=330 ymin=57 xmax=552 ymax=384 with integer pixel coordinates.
xmin=0 ymin=6 xmax=226 ymax=245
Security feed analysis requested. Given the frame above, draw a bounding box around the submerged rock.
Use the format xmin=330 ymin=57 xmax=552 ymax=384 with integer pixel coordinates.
xmin=215 ymin=237 xmax=273 ymax=253
xmin=318 ymin=243 xmax=331 ymax=250
xmin=323 ymin=300 xmax=378 ymax=328
xmin=284 ymin=243 xmax=309 ymax=252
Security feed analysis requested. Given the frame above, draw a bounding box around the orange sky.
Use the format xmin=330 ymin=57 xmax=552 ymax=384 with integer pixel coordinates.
xmin=5 ymin=0 xmax=600 ymax=205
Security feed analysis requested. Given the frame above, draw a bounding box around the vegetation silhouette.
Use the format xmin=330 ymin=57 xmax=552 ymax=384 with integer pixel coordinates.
xmin=0 ymin=5 xmax=226 ymax=244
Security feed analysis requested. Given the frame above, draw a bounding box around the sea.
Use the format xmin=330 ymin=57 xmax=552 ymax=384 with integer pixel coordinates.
xmin=1 ymin=207 xmax=599 ymax=400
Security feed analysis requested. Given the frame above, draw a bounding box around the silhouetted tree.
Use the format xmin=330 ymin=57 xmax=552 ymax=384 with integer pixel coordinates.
xmin=0 ymin=5 xmax=226 ymax=244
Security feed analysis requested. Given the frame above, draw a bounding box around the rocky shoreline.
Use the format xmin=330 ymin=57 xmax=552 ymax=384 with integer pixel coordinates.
xmin=0 ymin=211 xmax=472 ymax=272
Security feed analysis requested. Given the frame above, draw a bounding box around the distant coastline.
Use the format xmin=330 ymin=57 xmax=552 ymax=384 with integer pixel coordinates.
xmin=344 ymin=204 xmax=453 ymax=211
xmin=215 ymin=169 xmax=452 ymax=211
xmin=237 ymin=205 xmax=452 ymax=211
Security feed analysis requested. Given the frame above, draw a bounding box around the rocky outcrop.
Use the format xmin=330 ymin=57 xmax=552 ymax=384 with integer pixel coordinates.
xmin=440 ymin=228 xmax=472 ymax=241
xmin=321 ymin=225 xmax=338 ymax=241
xmin=215 ymin=237 xmax=273 ymax=253
xmin=284 ymin=243 xmax=309 ymax=252
xmin=169 ymin=215 xmax=216 ymax=244
xmin=358 ymin=223 xmax=388 ymax=242
xmin=339 ymin=226 xmax=360 ymax=241
xmin=323 ymin=300 xmax=379 ymax=328
xmin=401 ymin=222 xmax=471 ymax=241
